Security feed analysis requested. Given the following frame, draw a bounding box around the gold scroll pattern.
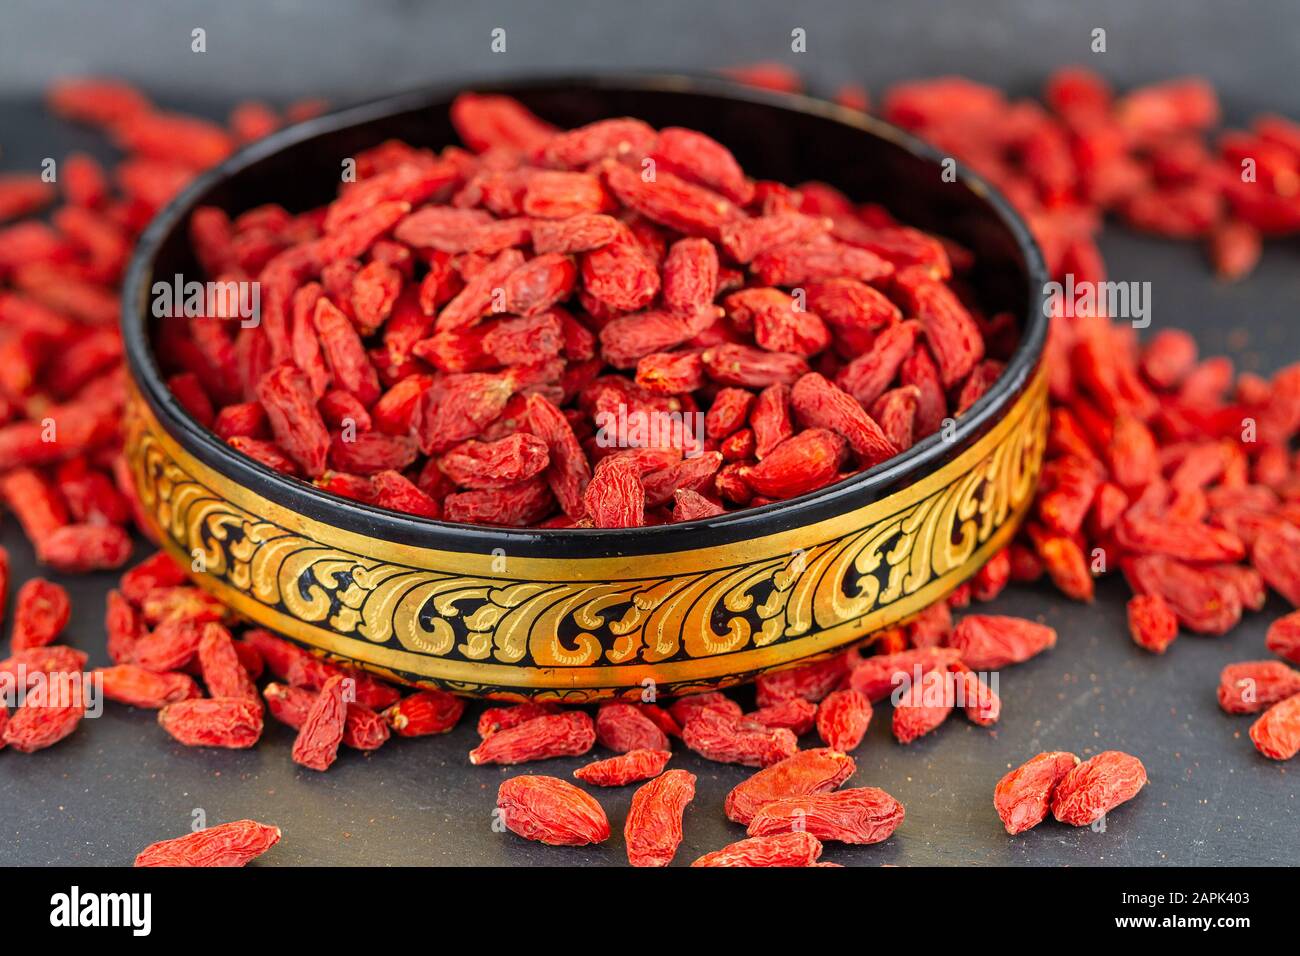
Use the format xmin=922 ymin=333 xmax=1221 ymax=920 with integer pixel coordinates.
xmin=124 ymin=373 xmax=1046 ymax=698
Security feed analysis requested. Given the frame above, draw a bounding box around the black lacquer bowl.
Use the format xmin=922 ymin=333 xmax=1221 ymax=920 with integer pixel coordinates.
xmin=121 ymin=75 xmax=1048 ymax=701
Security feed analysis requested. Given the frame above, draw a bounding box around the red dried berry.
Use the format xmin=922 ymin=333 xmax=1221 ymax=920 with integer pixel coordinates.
xmin=1218 ymin=660 xmax=1300 ymax=714
xmin=624 ymin=768 xmax=697 ymax=867
xmin=291 ymin=674 xmax=347 ymax=771
xmin=1266 ymin=611 xmax=1300 ymax=665
xmin=756 ymin=654 xmax=851 ymax=707
xmin=723 ymin=747 xmax=857 ymax=825
xmin=994 ymin=751 xmax=1080 ymax=834
xmin=158 ymin=697 xmax=264 ymax=749
xmin=891 ymin=669 xmax=954 ymax=744
xmin=949 ymin=660 xmax=1002 ymax=726
xmin=477 ymin=702 xmax=557 ymax=738
xmin=574 ymin=748 xmax=672 ymax=787
xmin=134 ymin=820 xmax=281 ymax=868
xmin=814 ymin=689 xmax=872 ymax=751
xmin=594 ymin=702 xmax=670 ymax=753
xmin=2 ymin=698 xmax=85 ymax=753
xmin=1127 ymin=594 xmax=1179 ymax=654
xmin=383 ymin=688 xmax=465 ymax=737
xmin=746 ymin=786 xmax=905 ymax=845
xmin=681 ymin=708 xmax=798 ymax=768
xmin=747 ymin=696 xmax=818 ymax=736
xmin=255 ymin=363 xmax=330 ymax=477
xmin=197 ymin=623 xmax=259 ymax=702
xmin=469 ymin=711 xmax=596 ymax=765
xmin=496 ymin=775 xmax=610 ymax=846
xmin=947 ymin=615 xmax=1058 ymax=669
xmin=1051 ymin=751 xmax=1148 ymax=826
xmin=1249 ymin=695 xmax=1300 ymax=761
xmin=691 ymin=831 xmax=823 ymax=868
xmin=848 ymin=647 xmax=961 ymax=703
xmin=11 ymin=578 xmax=71 ymax=651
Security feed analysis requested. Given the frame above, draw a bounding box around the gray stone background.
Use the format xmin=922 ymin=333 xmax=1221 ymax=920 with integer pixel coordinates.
xmin=0 ymin=0 xmax=1298 ymax=866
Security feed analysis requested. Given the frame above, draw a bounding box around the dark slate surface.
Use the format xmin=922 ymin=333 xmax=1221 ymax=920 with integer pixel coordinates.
xmin=1 ymin=0 xmax=1298 ymax=866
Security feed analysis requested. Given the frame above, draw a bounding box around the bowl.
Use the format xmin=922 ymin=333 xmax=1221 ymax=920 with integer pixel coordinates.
xmin=120 ymin=74 xmax=1048 ymax=702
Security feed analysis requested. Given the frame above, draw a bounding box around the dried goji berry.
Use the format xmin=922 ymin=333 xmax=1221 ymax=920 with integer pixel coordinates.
xmin=1127 ymin=594 xmax=1179 ymax=654
xmin=1124 ymin=554 xmax=1243 ymax=634
xmin=2 ymin=698 xmax=84 ymax=753
xmin=38 ymin=523 xmax=133 ymax=572
xmin=742 ymin=428 xmax=847 ymax=499
xmin=892 ymin=270 xmax=984 ymax=388
xmin=623 ymin=768 xmax=697 ymax=867
xmin=905 ymin=602 xmax=953 ymax=648
xmin=290 ymin=674 xmax=347 ymax=771
xmin=747 ymin=696 xmax=818 ymax=736
xmin=1266 ymin=611 xmax=1300 ymax=665
xmin=949 ymin=660 xmax=1002 ymax=726
xmin=701 ymin=342 xmax=809 ymax=389
xmin=264 ymin=682 xmax=390 ymax=751
xmin=469 ymin=711 xmax=595 ymax=765
xmin=594 ymin=702 xmax=669 ymax=753
xmin=849 ymin=647 xmax=961 ymax=702
xmin=96 ymin=665 xmax=200 ymax=708
xmin=496 ymin=775 xmax=610 ymax=846
xmin=282 ymin=655 xmax=399 ymax=712
xmin=0 ymin=645 xmax=87 ymax=686
xmin=791 ymin=372 xmax=898 ymax=465
xmin=105 ymin=589 xmax=145 ymax=664
xmin=255 ymin=363 xmax=330 ymax=477
xmin=667 ymin=691 xmax=743 ymax=728
xmin=747 ymin=786 xmax=905 ymax=845
xmin=719 ymin=213 xmax=832 ymax=264
xmin=443 ymin=476 xmax=555 ymax=526
xmin=11 ymin=578 xmax=71 ymax=651
xmin=132 ymin=620 xmax=204 ymax=673
xmin=1218 ymin=660 xmax=1300 ymax=714
xmin=1050 ymin=750 xmax=1147 ymax=826
xmin=947 ymin=615 xmax=1057 ymax=670
xmin=1252 ymin=523 xmax=1300 ymax=607
xmin=134 ymin=820 xmax=281 ymax=867
xmin=834 ymin=321 xmax=921 ymax=409
xmin=574 ymin=748 xmax=672 ymax=787
xmin=690 ymin=831 xmax=822 ymax=867
xmin=158 ymin=697 xmax=264 ymax=749
xmin=197 ymin=622 xmax=259 ymax=703
xmin=1249 ymin=694 xmax=1300 ymax=761
xmin=994 ymin=751 xmax=1080 ymax=834
xmin=681 ymin=708 xmax=798 ymax=768
xmin=756 ymin=654 xmax=851 ymax=707
xmin=583 ymin=453 xmax=646 ymax=528
xmin=382 ymin=688 xmax=465 ymax=736
xmin=891 ymin=669 xmax=954 ymax=744
xmin=815 ymin=688 xmax=872 ymax=751
xmin=1026 ymin=525 xmax=1095 ymax=602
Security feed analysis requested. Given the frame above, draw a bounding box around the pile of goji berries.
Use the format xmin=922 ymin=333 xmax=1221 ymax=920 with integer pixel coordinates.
xmin=4 ymin=65 xmax=1300 ymax=866
xmin=152 ymin=91 xmax=1011 ymax=529
xmin=838 ymin=69 xmax=1300 ymax=764
xmin=0 ymin=84 xmax=325 ymax=572
xmin=735 ymin=62 xmax=1300 ymax=768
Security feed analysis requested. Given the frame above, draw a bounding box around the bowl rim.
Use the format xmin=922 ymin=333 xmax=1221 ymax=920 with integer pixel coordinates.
xmin=121 ymin=71 xmax=1048 ymax=555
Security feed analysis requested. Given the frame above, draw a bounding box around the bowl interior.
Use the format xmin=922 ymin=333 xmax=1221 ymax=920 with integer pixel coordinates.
xmin=125 ymin=75 xmax=1046 ymax=558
